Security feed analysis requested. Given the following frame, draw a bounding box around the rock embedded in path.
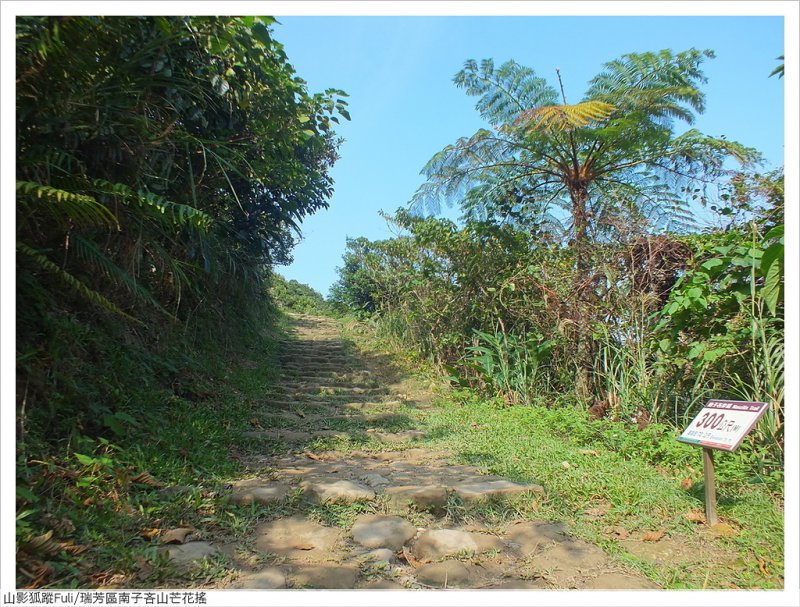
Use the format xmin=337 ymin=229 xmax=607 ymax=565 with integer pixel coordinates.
xmin=236 ymin=567 xmax=287 ymax=589
xmin=351 ymin=515 xmax=417 ymax=550
xmin=302 ymin=479 xmax=375 ymax=503
xmin=452 ymin=479 xmax=544 ymax=503
xmin=357 ymin=548 xmax=396 ymax=564
xmin=505 ymin=521 xmax=568 ymax=556
xmin=413 ymin=529 xmax=478 ymax=560
xmin=530 ymin=539 xmax=608 ymax=583
xmin=230 ymin=483 xmax=290 ymax=506
xmin=386 ymin=485 xmax=449 ymax=511
xmin=289 ymin=564 xmax=359 ymax=589
xmin=360 ymin=473 xmax=391 ymax=487
xmin=415 ymin=560 xmax=473 ymax=588
xmin=254 ymin=515 xmax=341 ymax=558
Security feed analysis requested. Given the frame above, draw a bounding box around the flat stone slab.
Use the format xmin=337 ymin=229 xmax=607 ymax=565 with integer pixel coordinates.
xmin=413 ymin=529 xmax=478 ymax=560
xmin=162 ymin=541 xmax=218 ymax=566
xmin=360 ymin=473 xmax=391 ymax=487
xmin=357 ymin=548 xmax=396 ymax=563
xmin=415 ymin=560 xmax=473 ymax=588
xmin=303 ymin=479 xmax=375 ymax=503
xmin=289 ymin=564 xmax=359 ymax=589
xmin=351 ymin=515 xmax=417 ymax=550
xmin=581 ymin=572 xmax=660 ymax=589
xmin=504 ymin=521 xmax=568 ymax=556
xmin=230 ymin=483 xmax=290 ymax=506
xmin=236 ymin=567 xmax=287 ymax=589
xmin=254 ymin=515 xmax=341 ymax=559
xmin=530 ymin=539 xmax=608 ymax=583
xmin=386 ymin=485 xmax=449 ymax=510
xmin=453 ymin=479 xmax=544 ymax=503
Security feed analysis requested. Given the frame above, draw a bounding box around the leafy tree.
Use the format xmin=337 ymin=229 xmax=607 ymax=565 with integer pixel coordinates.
xmin=16 ymin=16 xmax=348 ymax=435
xmin=410 ymin=50 xmax=760 ymax=396
xmin=411 ymin=50 xmax=759 ymax=267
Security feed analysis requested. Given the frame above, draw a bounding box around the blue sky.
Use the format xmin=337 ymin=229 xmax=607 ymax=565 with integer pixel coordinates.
xmin=271 ymin=15 xmax=785 ymax=296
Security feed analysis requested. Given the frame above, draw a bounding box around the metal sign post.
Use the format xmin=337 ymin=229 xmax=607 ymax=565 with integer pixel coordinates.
xmin=678 ymin=399 xmax=768 ymax=525
xmin=702 ymin=447 xmax=717 ymax=526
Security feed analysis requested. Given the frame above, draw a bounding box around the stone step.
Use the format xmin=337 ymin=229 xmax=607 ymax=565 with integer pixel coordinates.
xmin=278 ymin=382 xmax=381 ymax=392
xmin=268 ymin=393 xmax=388 ymax=404
xmin=280 ymin=377 xmax=378 ymax=388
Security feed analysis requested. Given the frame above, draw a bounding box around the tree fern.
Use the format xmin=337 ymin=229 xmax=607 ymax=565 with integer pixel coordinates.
xmin=515 ymin=101 xmax=616 ymax=132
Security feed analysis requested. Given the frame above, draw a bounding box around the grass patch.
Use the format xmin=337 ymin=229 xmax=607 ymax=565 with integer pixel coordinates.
xmin=16 ymin=312 xmax=291 ymax=589
xmin=415 ymin=391 xmax=783 ymax=589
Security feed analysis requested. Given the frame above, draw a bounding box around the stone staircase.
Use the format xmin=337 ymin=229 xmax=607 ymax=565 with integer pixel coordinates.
xmin=165 ymin=314 xmax=659 ymax=590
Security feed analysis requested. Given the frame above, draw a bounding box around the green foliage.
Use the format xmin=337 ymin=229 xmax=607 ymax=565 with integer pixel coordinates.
xmin=269 ymin=272 xmax=332 ymax=315
xmin=421 ymin=396 xmax=783 ymax=588
xmin=16 ymin=15 xmax=348 ymax=436
xmin=412 ymin=50 xmax=759 ymax=241
xmin=15 ymin=17 xmax=348 ymax=588
xmin=466 ymin=329 xmax=554 ymax=405
xmin=16 ymin=322 xmax=282 ymax=588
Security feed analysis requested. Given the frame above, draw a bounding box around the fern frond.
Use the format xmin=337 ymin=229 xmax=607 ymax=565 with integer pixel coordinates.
xmin=17 ymin=242 xmax=138 ymax=322
xmin=16 ymin=180 xmax=118 ymax=229
xmin=515 ymin=101 xmax=616 ymax=132
xmin=455 ymin=59 xmax=559 ymax=124
xmin=91 ymin=179 xmax=212 ymax=231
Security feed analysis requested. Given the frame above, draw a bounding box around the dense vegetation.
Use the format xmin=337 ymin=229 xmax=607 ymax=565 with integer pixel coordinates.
xmin=269 ymin=272 xmax=333 ymax=315
xmin=14 ymin=18 xmax=783 ymax=589
xmin=331 ymin=50 xmax=784 ymax=487
xmin=15 ymin=16 xmax=347 ymax=587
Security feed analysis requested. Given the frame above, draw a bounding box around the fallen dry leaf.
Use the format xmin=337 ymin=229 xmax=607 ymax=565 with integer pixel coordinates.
xmin=249 ymin=417 xmax=261 ymax=427
xmin=561 ymin=461 xmax=572 ymax=469
xmin=683 ymin=510 xmax=705 ymax=524
xmin=680 ymin=477 xmax=694 ymax=490
xmin=579 ymin=449 xmax=599 ymax=456
xmin=758 ymin=557 xmax=770 ymax=577
xmin=402 ymin=546 xmax=422 ymax=569
xmin=161 ymin=527 xmax=194 ymax=544
xmin=583 ymin=502 xmax=611 ymax=518
xmin=642 ymin=529 xmax=666 ymax=543
xmin=304 ymin=452 xmax=321 ymax=460
xmin=293 ymin=543 xmax=316 ymax=551
xmin=131 ymin=471 xmax=165 ymax=489
xmin=603 ymin=526 xmax=629 ymax=539
xmin=140 ymin=528 xmax=161 ymax=539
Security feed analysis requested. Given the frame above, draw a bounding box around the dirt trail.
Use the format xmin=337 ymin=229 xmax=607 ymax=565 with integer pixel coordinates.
xmin=186 ymin=314 xmax=661 ymax=589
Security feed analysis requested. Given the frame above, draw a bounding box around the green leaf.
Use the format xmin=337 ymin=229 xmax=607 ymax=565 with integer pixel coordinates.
xmin=252 ymin=21 xmax=272 ymax=47
xmin=74 ymin=453 xmax=96 ymax=466
xmin=700 ymin=257 xmax=724 ymax=271
xmin=16 ymin=486 xmax=39 ymax=503
xmin=762 ymin=246 xmax=783 ymax=315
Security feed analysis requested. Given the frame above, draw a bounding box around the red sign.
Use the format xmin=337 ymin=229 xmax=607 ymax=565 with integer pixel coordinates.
xmin=678 ymin=399 xmax=769 ymax=452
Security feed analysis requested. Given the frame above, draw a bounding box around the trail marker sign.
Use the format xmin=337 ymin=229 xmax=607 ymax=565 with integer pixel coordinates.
xmin=678 ymin=399 xmax=768 ymax=526
xmin=678 ymin=399 xmax=768 ymax=452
